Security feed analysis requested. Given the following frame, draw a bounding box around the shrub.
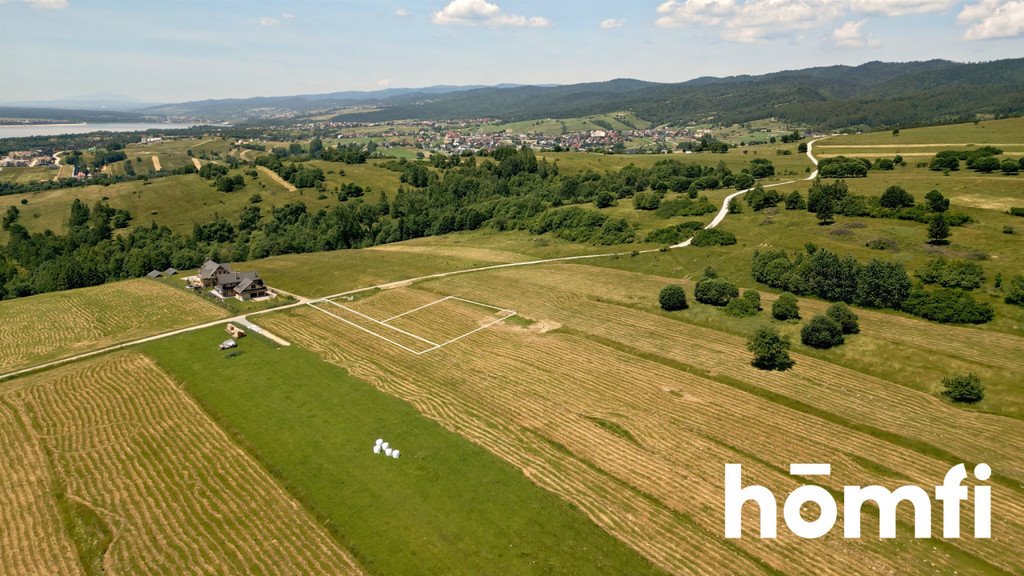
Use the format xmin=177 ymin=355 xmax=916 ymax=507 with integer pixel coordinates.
xmin=879 ymin=186 xmax=915 ymax=209
xmin=1003 ymin=226 xmax=1015 ymax=235
xmin=1009 ymin=207 xmax=1024 ymax=217
xmin=655 ymin=196 xmax=717 ymax=217
xmin=632 ymin=191 xmax=660 ymax=210
xmin=733 ymin=173 xmax=755 ymax=189
xmin=916 ymin=258 xmax=985 ymax=290
xmin=659 ymin=284 xmax=688 ymax=311
xmin=941 ymin=373 xmax=985 ymax=404
xmin=644 ymin=221 xmax=703 ymax=244
xmin=691 ymin=228 xmax=737 ymax=247
xmin=927 ymin=213 xmax=950 ymax=244
xmin=747 ymin=326 xmax=794 ymax=371
xmin=594 ymin=191 xmax=616 ymax=208
xmin=825 ymin=302 xmax=859 ymax=334
xmin=784 ymin=191 xmax=806 ymax=210
xmin=865 ymin=238 xmax=898 ymax=251
xmin=724 ymin=290 xmax=761 ymax=317
xmin=801 ymin=315 xmax=845 ymax=349
xmin=1000 ymin=159 xmax=1019 ymax=175
xmin=818 ymin=156 xmax=869 ymax=178
xmin=924 ymin=190 xmax=949 ymax=212
xmin=856 ymin=260 xmax=912 ymax=309
xmin=903 ymin=288 xmax=995 ymax=324
xmin=745 ymin=185 xmax=783 ymax=211
xmin=772 ymin=292 xmax=801 ymax=320
xmin=1005 ymin=275 xmax=1024 ymax=306
xmin=694 ymin=277 xmax=739 ymax=306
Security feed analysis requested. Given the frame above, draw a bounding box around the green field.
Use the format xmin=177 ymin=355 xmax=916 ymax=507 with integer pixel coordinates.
xmin=0 ymin=165 xmax=58 ymax=183
xmin=831 ymin=117 xmax=1024 ymax=146
xmin=141 ymin=327 xmax=664 ymax=576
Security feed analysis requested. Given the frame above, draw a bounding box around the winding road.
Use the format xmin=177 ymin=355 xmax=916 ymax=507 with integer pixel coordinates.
xmin=0 ymin=139 xmax=826 ymax=381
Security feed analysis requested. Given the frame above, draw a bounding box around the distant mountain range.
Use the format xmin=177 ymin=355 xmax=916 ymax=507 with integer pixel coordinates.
xmin=335 ymin=59 xmax=1024 ymax=131
xmin=3 ymin=59 xmax=1022 ymax=131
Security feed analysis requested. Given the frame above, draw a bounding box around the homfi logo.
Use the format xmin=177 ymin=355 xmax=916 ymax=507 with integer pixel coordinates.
xmin=724 ymin=463 xmax=991 ymax=539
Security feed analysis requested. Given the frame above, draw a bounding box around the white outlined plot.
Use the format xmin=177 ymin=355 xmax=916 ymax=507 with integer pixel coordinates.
xmin=306 ymin=293 xmax=516 ymax=355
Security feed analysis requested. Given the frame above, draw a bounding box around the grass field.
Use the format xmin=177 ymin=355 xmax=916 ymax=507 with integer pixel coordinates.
xmin=256 ymin=262 xmax=1024 ymax=575
xmin=538 ymin=145 xmax=811 ymax=180
xmin=831 ymin=117 xmax=1024 ymax=146
xmin=247 ymin=241 xmax=537 ymax=297
xmin=0 ymin=279 xmax=228 ymax=376
xmin=141 ymin=326 xmax=664 ymax=576
xmin=0 ymin=352 xmax=364 ymax=575
xmin=0 ymin=165 xmax=58 ymax=183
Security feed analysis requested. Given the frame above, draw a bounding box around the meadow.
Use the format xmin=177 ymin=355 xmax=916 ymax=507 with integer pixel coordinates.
xmin=0 ymin=117 xmax=1021 ymax=575
xmin=256 ymin=261 xmax=1024 ymax=576
xmin=0 ymin=165 xmax=59 ymax=183
xmin=141 ymin=326 xmax=664 ymax=576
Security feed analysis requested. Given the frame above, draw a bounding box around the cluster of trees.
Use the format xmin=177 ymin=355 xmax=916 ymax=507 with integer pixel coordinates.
xmin=644 ymin=221 xmax=703 ymax=245
xmin=752 ymin=246 xmax=994 ymax=324
xmin=253 ymin=155 xmax=326 ymax=189
xmin=690 ymin=228 xmax=736 ymax=247
xmin=800 ymin=303 xmax=859 ymax=349
xmin=818 ymin=156 xmax=869 ymax=178
xmin=694 ymin=268 xmax=740 ymax=306
xmin=530 ymin=207 xmax=634 ymax=245
xmin=802 ymin=180 xmax=965 ymax=232
xmin=929 ymin=147 xmax=1023 ymax=174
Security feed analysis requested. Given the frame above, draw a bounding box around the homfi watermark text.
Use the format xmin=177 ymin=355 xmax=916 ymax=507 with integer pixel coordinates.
xmin=724 ymin=463 xmax=991 ymax=539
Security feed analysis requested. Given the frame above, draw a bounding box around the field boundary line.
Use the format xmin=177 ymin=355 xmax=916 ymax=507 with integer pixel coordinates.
xmin=448 ymin=296 xmax=514 ymax=314
xmin=417 ymin=311 xmax=517 ymax=355
xmin=380 ymin=295 xmax=453 ymax=323
xmin=307 ymin=303 xmax=426 ymax=354
xmin=323 ymin=300 xmax=440 ymax=347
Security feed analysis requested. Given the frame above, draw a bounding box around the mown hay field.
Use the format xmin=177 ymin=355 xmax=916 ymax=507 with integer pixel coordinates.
xmin=0 ymin=351 xmax=364 ymax=576
xmin=258 ymin=263 xmax=1024 ymax=575
xmin=0 ymin=279 xmax=228 ymax=376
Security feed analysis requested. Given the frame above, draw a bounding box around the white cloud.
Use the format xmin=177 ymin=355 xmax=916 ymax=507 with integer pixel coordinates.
xmin=959 ymin=0 xmax=1024 ymax=39
xmin=833 ymin=19 xmax=881 ymax=47
xmin=376 ymin=79 xmax=393 ymax=87
xmin=282 ymin=11 xmax=295 ymax=19
xmin=24 ymin=0 xmax=68 ymax=8
xmin=258 ymin=17 xmax=280 ymax=27
xmin=600 ymin=18 xmax=625 ymax=29
xmin=654 ymin=0 xmax=967 ymax=42
xmin=656 ymin=0 xmax=737 ymax=27
xmin=395 ymin=8 xmax=409 ymax=17
xmin=849 ymin=0 xmax=957 ymax=15
xmin=656 ymin=0 xmax=839 ymax=42
xmin=432 ymin=0 xmax=550 ymax=27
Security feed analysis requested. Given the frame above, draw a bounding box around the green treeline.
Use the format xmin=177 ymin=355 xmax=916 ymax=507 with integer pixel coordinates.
xmin=0 ymin=147 xmax=774 ymax=299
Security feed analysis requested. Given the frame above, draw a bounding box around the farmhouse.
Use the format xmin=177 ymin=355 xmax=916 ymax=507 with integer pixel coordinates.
xmin=196 ymin=260 xmax=272 ymax=300
xmin=198 ymin=260 xmax=232 ymax=287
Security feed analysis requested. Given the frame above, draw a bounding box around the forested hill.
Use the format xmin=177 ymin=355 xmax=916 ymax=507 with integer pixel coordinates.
xmin=339 ymin=58 xmax=1024 ymax=131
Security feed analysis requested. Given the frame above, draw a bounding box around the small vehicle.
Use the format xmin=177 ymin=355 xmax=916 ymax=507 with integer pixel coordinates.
xmin=219 ymin=339 xmax=237 ymax=350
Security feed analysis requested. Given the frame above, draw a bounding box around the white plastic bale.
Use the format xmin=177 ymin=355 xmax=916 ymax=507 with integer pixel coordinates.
xmin=392 ymin=450 xmax=400 ymax=459
xmin=373 ymin=445 xmax=381 ymax=454
xmin=384 ymin=447 xmax=393 ymax=457
xmin=382 ymin=442 xmax=390 ymax=450
xmin=375 ymin=438 xmax=384 ymax=446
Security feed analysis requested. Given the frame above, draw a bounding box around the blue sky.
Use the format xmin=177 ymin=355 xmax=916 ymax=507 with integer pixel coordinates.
xmin=0 ymin=0 xmax=1021 ymax=103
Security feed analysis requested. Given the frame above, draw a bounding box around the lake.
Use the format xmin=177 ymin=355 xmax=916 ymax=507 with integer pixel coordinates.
xmin=0 ymin=122 xmax=199 ymax=139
